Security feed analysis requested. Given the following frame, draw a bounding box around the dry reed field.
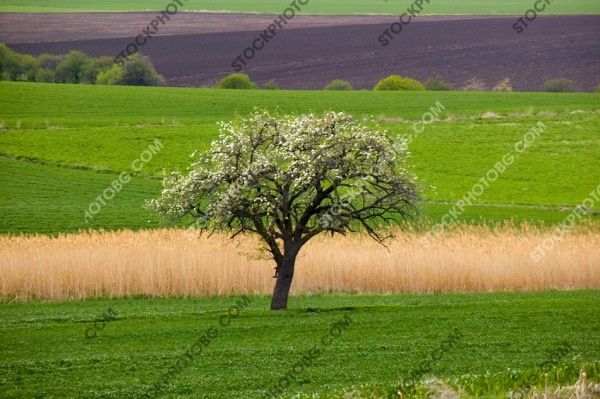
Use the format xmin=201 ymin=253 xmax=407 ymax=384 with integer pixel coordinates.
xmin=1 ymin=226 xmax=599 ymax=302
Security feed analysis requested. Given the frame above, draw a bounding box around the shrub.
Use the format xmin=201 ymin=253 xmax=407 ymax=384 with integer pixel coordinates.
xmin=0 ymin=44 xmax=165 ymax=86
xmin=493 ymin=77 xmax=513 ymax=92
xmin=34 ymin=68 xmax=56 ymax=83
xmin=82 ymin=56 xmax=113 ymax=84
xmin=218 ymin=73 xmax=256 ymax=89
xmin=55 ymin=51 xmax=90 ymax=83
xmin=462 ymin=78 xmax=487 ymax=91
xmin=543 ymin=78 xmax=577 ymax=92
xmin=119 ymin=54 xmax=164 ymax=86
xmin=34 ymin=54 xmax=63 ymax=83
xmin=0 ymin=43 xmax=35 ymax=81
xmin=36 ymin=53 xmax=63 ymax=70
xmin=596 ymin=84 xmax=600 ymax=93
xmin=96 ymin=64 xmax=124 ymax=85
xmin=374 ymin=75 xmax=424 ymax=91
xmin=16 ymin=54 xmax=36 ymax=81
xmin=324 ymin=79 xmax=354 ymax=90
xmin=262 ymin=80 xmax=280 ymax=90
xmin=424 ymin=75 xmax=451 ymax=91
xmin=0 ymin=43 xmax=21 ymax=80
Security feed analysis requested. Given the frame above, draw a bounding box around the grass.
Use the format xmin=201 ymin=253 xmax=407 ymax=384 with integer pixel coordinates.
xmin=0 ymin=157 xmax=161 ymax=234
xmin=0 ymin=82 xmax=599 ymax=234
xmin=0 ymin=0 xmax=599 ymax=14
xmin=0 ymin=291 xmax=598 ymax=398
xmin=2 ymin=228 xmax=599 ymax=301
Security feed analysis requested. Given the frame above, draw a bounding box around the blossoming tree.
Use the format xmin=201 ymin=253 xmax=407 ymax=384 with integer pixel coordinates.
xmin=149 ymin=111 xmax=419 ymax=310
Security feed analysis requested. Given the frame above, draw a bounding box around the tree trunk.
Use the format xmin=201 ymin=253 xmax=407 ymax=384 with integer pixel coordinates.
xmin=270 ymin=257 xmax=296 ymax=310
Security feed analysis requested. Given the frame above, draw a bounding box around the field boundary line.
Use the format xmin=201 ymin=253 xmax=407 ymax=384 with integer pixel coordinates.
xmin=0 ymin=153 xmax=163 ymax=180
xmin=424 ymin=200 xmax=599 ymax=213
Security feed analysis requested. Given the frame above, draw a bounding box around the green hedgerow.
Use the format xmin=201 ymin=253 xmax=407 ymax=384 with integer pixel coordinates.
xmin=374 ymin=75 xmax=424 ymax=91
xmin=217 ymin=73 xmax=257 ymax=89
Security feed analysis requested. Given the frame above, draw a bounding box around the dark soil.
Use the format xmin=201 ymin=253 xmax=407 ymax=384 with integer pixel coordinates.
xmin=5 ymin=14 xmax=600 ymax=91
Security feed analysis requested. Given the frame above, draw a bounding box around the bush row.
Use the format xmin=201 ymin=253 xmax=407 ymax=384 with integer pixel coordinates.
xmin=218 ymin=73 xmax=598 ymax=93
xmin=0 ymin=43 xmax=164 ymax=86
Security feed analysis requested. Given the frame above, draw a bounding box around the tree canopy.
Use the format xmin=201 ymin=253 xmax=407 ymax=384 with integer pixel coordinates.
xmin=149 ymin=110 xmax=420 ymax=309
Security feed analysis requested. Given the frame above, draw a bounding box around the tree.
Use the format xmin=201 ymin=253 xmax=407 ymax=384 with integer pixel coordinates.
xmin=96 ymin=54 xmax=163 ymax=86
xmin=34 ymin=53 xmax=64 ymax=83
xmin=119 ymin=54 xmax=164 ymax=86
xmin=34 ymin=68 xmax=56 ymax=83
xmin=0 ymin=43 xmax=36 ymax=81
xmin=37 ymin=53 xmax=63 ymax=69
xmin=55 ymin=51 xmax=90 ymax=83
xmin=15 ymin=53 xmax=36 ymax=81
xmin=96 ymin=64 xmax=124 ymax=85
xmin=81 ymin=56 xmax=113 ymax=84
xmin=149 ymin=111 xmax=419 ymax=310
xmin=0 ymin=43 xmax=21 ymax=80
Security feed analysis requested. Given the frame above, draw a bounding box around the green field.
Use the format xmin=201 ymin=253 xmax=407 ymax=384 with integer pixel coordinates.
xmin=0 ymin=291 xmax=598 ymax=398
xmin=1 ymin=82 xmax=599 ymax=234
xmin=0 ymin=0 xmax=599 ymax=14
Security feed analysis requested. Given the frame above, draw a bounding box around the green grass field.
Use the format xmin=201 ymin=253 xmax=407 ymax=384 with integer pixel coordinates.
xmin=0 ymin=291 xmax=598 ymax=398
xmin=0 ymin=0 xmax=599 ymax=14
xmin=1 ymin=82 xmax=599 ymax=234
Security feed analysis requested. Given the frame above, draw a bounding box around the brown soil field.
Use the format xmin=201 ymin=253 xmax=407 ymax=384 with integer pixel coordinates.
xmin=3 ymin=14 xmax=600 ymax=91
xmin=0 ymin=13 xmax=493 ymax=43
xmin=1 ymin=227 xmax=599 ymax=302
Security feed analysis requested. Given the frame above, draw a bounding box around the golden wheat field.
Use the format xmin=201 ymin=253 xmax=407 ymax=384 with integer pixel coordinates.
xmin=1 ymin=226 xmax=599 ymax=302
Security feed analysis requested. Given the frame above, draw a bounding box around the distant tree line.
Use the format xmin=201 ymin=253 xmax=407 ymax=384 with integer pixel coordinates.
xmin=0 ymin=43 xmax=164 ymax=86
xmin=218 ymin=73 xmax=594 ymax=93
